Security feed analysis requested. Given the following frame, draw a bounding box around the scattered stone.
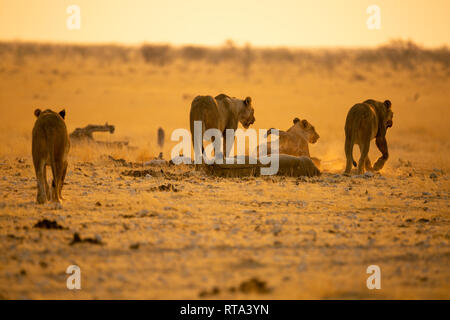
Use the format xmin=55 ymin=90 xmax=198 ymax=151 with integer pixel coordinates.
xmin=137 ymin=209 xmax=149 ymax=216
xmin=398 ymin=158 xmax=412 ymax=167
xmin=70 ymin=232 xmax=104 ymax=245
xmin=95 ymin=201 xmax=102 ymax=207
xmin=7 ymin=234 xmax=24 ymax=240
xmin=122 ymin=169 xmax=162 ymax=178
xmin=144 ymin=159 xmax=168 ymax=166
xmin=418 ymin=218 xmax=430 ymax=223
xmin=364 ymin=171 xmax=374 ymax=178
xmin=129 ymin=243 xmax=140 ymax=250
xmin=273 ymin=240 xmax=282 ymax=247
xmin=108 ymin=156 xmax=132 ymax=167
xmin=33 ymin=219 xmax=66 ymax=230
xmin=237 ymin=277 xmax=271 ymax=294
xmin=272 ymin=224 xmax=282 ymax=236
xmin=199 ymin=287 xmax=220 ymax=298
xmin=417 ymin=276 xmax=428 ymax=282
xmin=148 ymin=183 xmax=178 ymax=192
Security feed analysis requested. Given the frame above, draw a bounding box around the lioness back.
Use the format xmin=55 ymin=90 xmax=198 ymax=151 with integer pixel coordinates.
xmin=189 ymin=95 xmax=221 ymax=136
xmin=32 ymin=110 xmax=69 ymax=160
xmin=32 ymin=109 xmax=69 ymax=204
xmin=344 ymin=103 xmax=378 ymax=143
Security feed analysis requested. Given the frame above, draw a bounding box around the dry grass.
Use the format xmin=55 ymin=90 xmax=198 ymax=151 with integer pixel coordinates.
xmin=0 ymin=40 xmax=448 ymax=299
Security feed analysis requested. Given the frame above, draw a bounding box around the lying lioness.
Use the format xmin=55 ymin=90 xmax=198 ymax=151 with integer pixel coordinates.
xmin=258 ymin=117 xmax=321 ymax=167
xmin=202 ymin=154 xmax=320 ymax=178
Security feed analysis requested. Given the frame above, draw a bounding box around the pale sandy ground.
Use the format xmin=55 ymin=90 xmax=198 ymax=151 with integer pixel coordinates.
xmin=0 ymin=43 xmax=449 ymax=299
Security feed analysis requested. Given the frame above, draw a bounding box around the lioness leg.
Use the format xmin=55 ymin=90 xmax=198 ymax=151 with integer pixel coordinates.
xmin=358 ymin=142 xmax=370 ymax=175
xmin=34 ymin=160 xmax=47 ymax=204
xmin=344 ymin=136 xmax=354 ymax=174
xmin=373 ymin=136 xmax=389 ymax=171
xmin=50 ymin=161 xmax=63 ymax=203
xmin=223 ymin=130 xmax=235 ymax=160
xmin=58 ymin=161 xmax=68 ymax=200
xmin=43 ymin=165 xmax=51 ymax=201
xmin=365 ymin=157 xmax=373 ymax=171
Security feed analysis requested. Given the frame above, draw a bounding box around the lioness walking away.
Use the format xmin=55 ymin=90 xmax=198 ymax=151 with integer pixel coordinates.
xmin=189 ymin=94 xmax=255 ymax=159
xmin=344 ymin=99 xmax=393 ymax=175
xmin=32 ymin=109 xmax=70 ymax=204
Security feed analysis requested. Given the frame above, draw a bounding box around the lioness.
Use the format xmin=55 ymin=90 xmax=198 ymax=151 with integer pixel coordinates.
xmin=260 ymin=118 xmax=320 ymax=166
xmin=32 ymin=109 xmax=70 ymax=204
xmin=203 ymin=154 xmax=320 ymax=177
xmin=189 ymin=94 xmax=255 ymax=158
xmin=344 ymin=99 xmax=393 ymax=175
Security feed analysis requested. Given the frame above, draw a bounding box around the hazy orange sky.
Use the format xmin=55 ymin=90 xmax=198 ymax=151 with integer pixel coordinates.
xmin=0 ymin=0 xmax=449 ymax=47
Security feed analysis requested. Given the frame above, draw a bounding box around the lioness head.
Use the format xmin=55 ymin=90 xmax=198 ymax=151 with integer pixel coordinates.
xmin=293 ymin=118 xmax=320 ymax=143
xmin=384 ymin=100 xmax=393 ymax=129
xmin=364 ymin=99 xmax=393 ymax=130
xmin=239 ymin=96 xmax=255 ymax=129
xmin=34 ymin=108 xmax=66 ymax=120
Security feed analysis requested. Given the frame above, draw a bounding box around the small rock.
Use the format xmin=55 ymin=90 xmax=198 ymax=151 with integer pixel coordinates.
xmin=129 ymin=243 xmax=140 ymax=250
xmin=70 ymin=232 xmax=104 ymax=245
xmin=137 ymin=209 xmax=150 ymax=216
xmin=33 ymin=219 xmax=66 ymax=230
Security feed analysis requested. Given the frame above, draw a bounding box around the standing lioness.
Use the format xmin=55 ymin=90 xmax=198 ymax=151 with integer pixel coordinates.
xmin=32 ymin=108 xmax=70 ymax=204
xmin=344 ymin=99 xmax=393 ymax=175
xmin=190 ymin=94 xmax=255 ymax=158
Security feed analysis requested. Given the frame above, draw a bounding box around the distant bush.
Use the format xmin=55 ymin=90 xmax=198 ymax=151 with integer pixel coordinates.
xmin=0 ymin=39 xmax=448 ymax=71
xmin=179 ymin=45 xmax=208 ymax=61
xmin=141 ymin=44 xmax=173 ymax=66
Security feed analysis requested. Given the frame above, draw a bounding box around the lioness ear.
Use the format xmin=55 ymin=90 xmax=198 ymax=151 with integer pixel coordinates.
xmin=301 ymin=119 xmax=308 ymax=128
xmin=34 ymin=108 xmax=41 ymax=118
xmin=59 ymin=109 xmax=66 ymax=119
xmin=384 ymin=100 xmax=391 ymax=109
xmin=244 ymin=96 xmax=252 ymax=106
xmin=293 ymin=117 xmax=300 ymax=124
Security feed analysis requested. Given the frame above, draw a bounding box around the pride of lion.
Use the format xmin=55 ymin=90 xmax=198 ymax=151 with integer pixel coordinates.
xmin=31 ymin=97 xmax=393 ymax=204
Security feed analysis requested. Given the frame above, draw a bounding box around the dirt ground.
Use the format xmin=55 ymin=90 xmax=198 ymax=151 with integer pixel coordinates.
xmin=0 ymin=42 xmax=449 ymax=299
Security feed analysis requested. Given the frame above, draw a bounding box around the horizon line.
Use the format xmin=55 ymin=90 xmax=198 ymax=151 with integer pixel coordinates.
xmin=1 ymin=38 xmax=448 ymax=50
